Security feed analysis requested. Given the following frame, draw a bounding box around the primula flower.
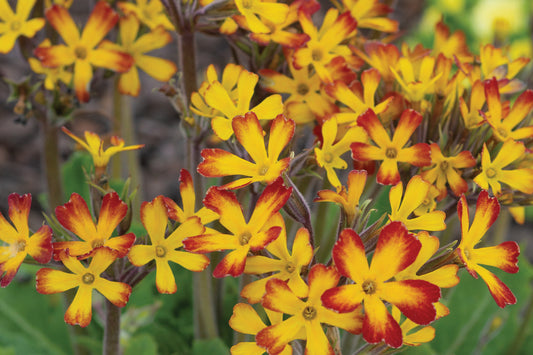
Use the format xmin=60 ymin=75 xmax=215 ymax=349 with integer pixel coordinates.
xmin=34 ymin=2 xmax=133 ymax=102
xmin=202 ymin=68 xmax=283 ymax=140
xmin=257 ymin=264 xmax=363 ymax=355
xmin=474 ymin=139 xmax=533 ymax=195
xmin=421 ymin=144 xmax=476 ymax=200
xmin=479 ymin=44 xmax=529 ymax=94
xmin=241 ymin=213 xmax=313 ymax=304
xmin=390 ymin=55 xmax=442 ymax=103
xmin=456 ymin=191 xmax=520 ymax=307
xmin=432 ymin=20 xmax=472 ymax=62
xmin=162 ymin=169 xmax=219 ymax=225
xmin=293 ymin=9 xmax=358 ymax=83
xmin=315 ymin=117 xmax=368 ymax=189
xmin=53 ymin=192 xmax=136 ymax=260
xmin=351 ymin=42 xmax=400 ymax=84
xmin=326 ymin=68 xmax=393 ymax=124
xmin=0 ymin=193 xmax=52 ymax=287
xmin=341 ymin=0 xmax=398 ymax=33
xmin=198 ymin=113 xmax=294 ymax=189
xmin=459 ymin=80 xmax=486 ymax=129
xmin=230 ymin=303 xmax=292 ymax=355
xmin=351 ymin=109 xmax=431 ymax=185
xmin=389 ymin=175 xmax=446 ymax=231
xmin=183 ymin=178 xmax=291 ymax=278
xmin=118 ymin=0 xmax=174 ymax=31
xmin=321 ymin=224 xmax=441 ymax=348
xmin=0 ymin=0 xmax=45 ymax=54
xmin=390 ymin=303 xmax=448 ymax=347
xmin=315 ymin=169 xmax=368 ymax=226
xmin=62 ymin=127 xmax=144 ymax=177
xmin=36 ymin=248 xmax=131 ymax=327
xmin=29 ymin=40 xmax=72 ymax=90
xmin=128 ymin=196 xmax=209 ymax=294
xmin=483 ymin=77 xmax=533 ymax=142
xmin=100 ymin=14 xmax=177 ymax=97
xmin=234 ymin=0 xmax=289 ymax=34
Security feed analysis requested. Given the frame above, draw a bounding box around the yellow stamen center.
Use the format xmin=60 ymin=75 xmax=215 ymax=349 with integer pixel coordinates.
xmin=239 ymin=231 xmax=252 ymax=246
xmin=302 ymin=305 xmax=317 ymax=320
xmin=258 ymin=165 xmax=269 ymax=176
xmin=296 ymin=83 xmax=310 ymax=96
xmin=10 ymin=21 xmax=21 ymax=32
xmin=92 ymin=239 xmax=104 ymax=248
xmin=285 ymin=262 xmax=296 ymax=273
xmin=362 ymin=279 xmax=377 ymax=295
xmin=15 ymin=239 xmax=26 ymax=252
xmin=82 ymin=273 xmax=95 ymax=285
xmin=497 ymin=127 xmax=508 ymax=138
xmin=74 ymin=46 xmax=88 ymax=60
xmin=439 ymin=160 xmax=449 ymax=171
xmin=463 ymin=248 xmax=471 ymax=260
xmin=486 ymin=167 xmax=497 ymax=178
xmin=311 ymin=49 xmax=323 ymax=62
xmin=155 ymin=245 xmax=167 ymax=258
xmin=385 ymin=147 xmax=397 ymax=159
xmin=323 ymin=152 xmax=334 ymax=163
xmin=241 ymin=0 xmax=253 ymax=9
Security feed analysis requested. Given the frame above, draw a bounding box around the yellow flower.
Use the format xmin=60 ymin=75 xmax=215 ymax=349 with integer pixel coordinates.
xmin=0 ymin=0 xmax=45 ymax=54
xmin=234 ymin=0 xmax=289 ymax=34
xmin=28 ymin=40 xmax=72 ymax=90
xmin=118 ymin=0 xmax=174 ymax=31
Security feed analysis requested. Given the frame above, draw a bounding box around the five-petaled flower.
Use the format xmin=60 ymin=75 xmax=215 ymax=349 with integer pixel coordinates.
xmin=0 ymin=0 xmax=45 ymax=54
xmin=0 ymin=193 xmax=52 ymax=287
xmin=36 ymin=247 xmax=131 ymax=327
xmin=321 ymin=223 xmax=441 ymax=348
xmin=456 ymin=190 xmax=520 ymax=308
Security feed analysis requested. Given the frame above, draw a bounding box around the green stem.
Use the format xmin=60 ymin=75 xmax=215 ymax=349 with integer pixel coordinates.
xmin=178 ymin=31 xmax=198 ymax=105
xmin=103 ymin=299 xmax=121 ymax=355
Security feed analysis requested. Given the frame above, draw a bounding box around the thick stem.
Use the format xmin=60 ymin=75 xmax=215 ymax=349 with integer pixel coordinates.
xmin=178 ymin=31 xmax=198 ymax=106
xmin=103 ymin=300 xmax=121 ymax=355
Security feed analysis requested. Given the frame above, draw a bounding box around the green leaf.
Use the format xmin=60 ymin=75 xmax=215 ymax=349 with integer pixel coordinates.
xmin=124 ymin=333 xmax=158 ymax=355
xmin=192 ymin=338 xmax=230 ymax=355
xmin=61 ymin=151 xmax=93 ymax=202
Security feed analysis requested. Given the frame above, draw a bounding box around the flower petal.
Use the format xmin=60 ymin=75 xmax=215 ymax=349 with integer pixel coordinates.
xmin=73 ymin=59 xmax=93 ymax=103
xmin=474 ymin=265 xmax=517 ymax=308
xmin=229 ymin=303 xmax=266 ymax=335
xmin=128 ymin=244 xmax=155 ymax=266
xmin=136 ymin=55 xmax=177 ymax=81
xmin=89 ymin=48 xmax=133 ymax=72
xmin=470 ymin=241 xmax=519 ymax=273
xmin=262 ymin=278 xmax=303 ymax=315
xmin=305 ymin=320 xmax=334 ymax=355
xmin=27 ymin=225 xmax=53 ymax=263
xmin=80 ymin=1 xmax=119 ymax=48
xmin=362 ymin=294 xmax=402 ymax=348
xmin=321 ymin=284 xmax=364 ymax=313
xmin=36 ymin=268 xmax=79 ymax=294
xmin=45 ymin=5 xmax=80 ymax=46
xmin=332 ymin=228 xmax=369 ymax=283
xmin=154 ymin=258 xmax=177 ymax=294
xmin=203 ymin=187 xmax=246 ymax=234
xmin=213 ymin=246 xmax=250 ymax=277
xmin=94 ymin=278 xmax=131 ymax=307
xmin=167 ymin=249 xmax=210 ymax=272
xmin=55 ymin=193 xmax=97 ymax=242
xmin=256 ymin=316 xmax=303 ymax=355
xmin=248 ymin=177 xmax=292 ymax=229
xmin=96 ymin=192 xmax=128 ymax=241
xmin=64 ymin=285 xmax=93 ymax=327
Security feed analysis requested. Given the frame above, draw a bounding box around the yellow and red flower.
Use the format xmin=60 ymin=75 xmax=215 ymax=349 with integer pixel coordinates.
xmin=459 ymin=80 xmax=486 ymax=129
xmin=34 ymin=2 xmax=133 ymax=102
xmin=29 ymin=40 xmax=73 ymax=90
xmin=233 ymin=0 xmax=289 ymax=34
xmin=36 ymin=248 xmax=131 ymax=327
xmin=117 ymin=0 xmax=174 ymax=31
xmin=456 ymin=191 xmax=520 ymax=307
xmin=351 ymin=109 xmax=431 ymax=185
xmin=321 ymin=224 xmax=441 ymax=348
xmin=183 ymin=178 xmax=291 ymax=277
xmin=53 ymin=192 xmax=136 ymax=260
xmin=257 ymin=264 xmax=363 ymax=355
xmin=128 ymin=196 xmax=209 ymax=294
xmin=198 ymin=113 xmax=294 ymax=189
xmin=341 ymin=0 xmax=398 ymax=33
xmin=0 ymin=193 xmax=52 ymax=287
xmin=351 ymin=42 xmax=400 ymax=84
xmin=0 ymin=0 xmax=45 ymax=54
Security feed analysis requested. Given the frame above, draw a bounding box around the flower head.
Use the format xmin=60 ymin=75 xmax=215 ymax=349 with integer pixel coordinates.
xmin=0 ymin=0 xmax=45 ymax=54
xmin=36 ymin=248 xmax=131 ymax=327
xmin=456 ymin=191 xmax=520 ymax=307
xmin=234 ymin=0 xmax=289 ymax=34
xmin=118 ymin=0 xmax=174 ymax=31
xmin=459 ymin=80 xmax=486 ymax=129
xmin=0 ymin=193 xmax=52 ymax=287
xmin=29 ymin=40 xmax=72 ymax=90
xmin=128 ymin=196 xmax=209 ymax=294
xmin=341 ymin=0 xmax=398 ymax=33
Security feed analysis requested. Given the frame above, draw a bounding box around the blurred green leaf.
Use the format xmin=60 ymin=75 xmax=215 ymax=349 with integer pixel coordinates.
xmin=192 ymin=338 xmax=230 ymax=355
xmin=124 ymin=333 xmax=158 ymax=355
xmin=61 ymin=151 xmax=92 ymax=202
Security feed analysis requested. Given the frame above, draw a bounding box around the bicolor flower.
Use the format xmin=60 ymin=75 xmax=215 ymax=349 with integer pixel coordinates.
xmin=315 ymin=117 xmax=368 ymax=189
xmin=230 ymin=303 xmax=292 ymax=355
xmin=53 ymin=192 xmax=136 ymax=260
xmin=390 ymin=303 xmax=449 ymax=347
xmin=479 ymin=44 xmax=529 ymax=94
xmin=62 ymin=127 xmax=144 ymax=177
xmin=198 ymin=113 xmax=294 ymax=189
xmin=456 ymin=191 xmax=520 ymax=307
xmin=34 ymin=2 xmax=133 ymax=102
xmin=341 ymin=0 xmax=398 ymax=33
xmin=257 ymin=264 xmax=363 ymax=355
xmin=241 ymin=213 xmax=313 ymax=303
xmin=183 ymin=178 xmax=291 ymax=278
xmin=0 ymin=0 xmax=45 ymax=54
xmin=321 ymin=224 xmax=441 ymax=348
xmin=421 ymin=143 xmax=476 ymax=200
xmin=315 ymin=169 xmax=368 ymax=226
xmin=474 ymin=139 xmax=533 ymax=195
xmin=0 ymin=193 xmax=52 ymax=287
xmin=162 ymin=169 xmax=219 ymax=225
xmin=36 ymin=248 xmax=131 ymax=327
xmin=432 ymin=20 xmax=472 ymax=62
xmin=233 ymin=0 xmax=289 ymax=34
xmin=117 ymin=0 xmax=174 ymax=31
xmin=351 ymin=42 xmax=401 ymax=84
xmin=29 ymin=40 xmax=72 ymax=90
xmin=128 ymin=196 xmax=209 ymax=294
xmin=459 ymin=80 xmax=486 ymax=129
xmin=388 ymin=175 xmax=446 ymax=231
xmin=100 ymin=14 xmax=177 ymax=97
xmin=390 ymin=55 xmax=442 ymax=103
xmin=483 ymin=77 xmax=533 ymax=142
xmin=352 ymin=109 xmax=431 ymax=185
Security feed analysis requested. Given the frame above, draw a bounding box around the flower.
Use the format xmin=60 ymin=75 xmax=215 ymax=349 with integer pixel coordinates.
xmin=315 ymin=170 xmax=368 ymax=226
xmin=99 ymin=14 xmax=177 ymax=97
xmin=432 ymin=20 xmax=472 ymax=62
xmin=117 ymin=0 xmax=174 ymax=31
xmin=36 ymin=248 xmax=131 ymax=327
xmin=420 ymin=143 xmax=476 ymax=200
xmin=321 ymin=224 xmax=441 ymax=348
xmin=183 ymin=178 xmax=291 ymax=277
xmin=0 ymin=193 xmax=52 ymax=287
xmin=241 ymin=213 xmax=313 ymax=303
xmin=315 ymin=117 xmax=368 ymax=189
xmin=456 ymin=191 xmax=520 ymax=307
xmin=62 ymin=127 xmax=144 ymax=176
xmin=390 ymin=55 xmax=442 ymax=103
xmin=351 ymin=42 xmax=401 ymax=84
xmin=233 ymin=0 xmax=289 ymax=34
xmin=128 ymin=196 xmax=209 ymax=294
xmin=0 ymin=0 xmax=45 ymax=54
xmin=256 ymin=264 xmax=363 ymax=355
xmin=459 ymin=80 xmax=486 ymax=129
xmin=198 ymin=113 xmax=294 ymax=189
xmin=29 ymin=40 xmax=72 ymax=90
xmin=351 ymin=109 xmax=431 ymax=185
xmin=474 ymin=139 xmax=533 ymax=195
xmin=341 ymin=0 xmax=398 ymax=33
xmin=53 ymin=192 xmax=136 ymax=260
xmin=34 ymin=2 xmax=133 ymax=102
